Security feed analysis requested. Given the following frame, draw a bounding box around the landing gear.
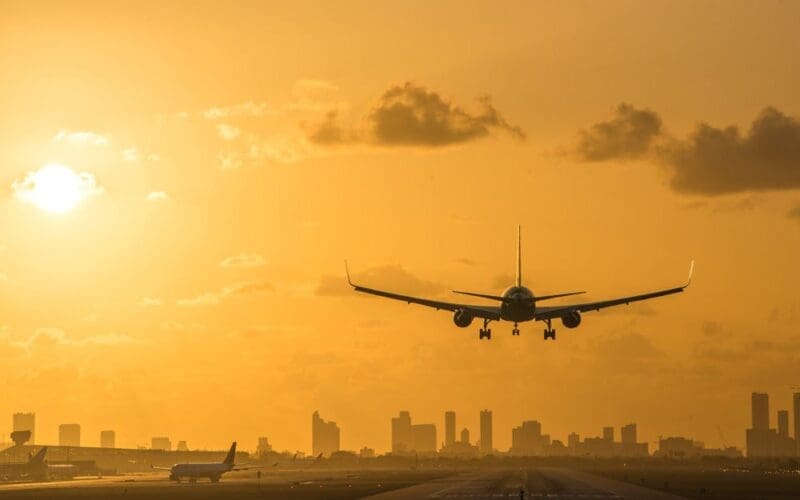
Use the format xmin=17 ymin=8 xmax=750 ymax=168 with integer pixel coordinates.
xmin=543 ymin=319 xmax=556 ymax=340
xmin=210 ymin=475 xmax=220 ymax=483
xmin=512 ymin=322 xmax=520 ymax=336
xmin=479 ymin=318 xmax=492 ymax=340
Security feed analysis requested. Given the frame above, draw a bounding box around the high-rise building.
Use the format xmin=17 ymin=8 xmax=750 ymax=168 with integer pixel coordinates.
xmin=176 ymin=440 xmax=189 ymax=451
xmin=59 ymin=424 xmax=81 ymax=447
xmin=752 ymin=392 xmax=769 ymax=430
xmin=411 ymin=424 xmax=437 ymax=453
xmin=100 ymin=430 xmax=115 ymax=448
xmin=12 ymin=413 xmax=35 ymax=444
xmin=480 ymin=410 xmax=493 ymax=454
xmin=621 ymin=424 xmax=637 ymax=445
xmin=391 ymin=411 xmax=412 ymax=453
xmin=794 ymin=392 xmax=800 ymax=456
xmin=510 ymin=421 xmax=549 ymax=456
xmin=603 ymin=426 xmax=614 ymax=442
xmin=460 ymin=427 xmax=470 ymax=444
xmin=312 ymin=411 xmax=340 ymax=457
xmin=567 ymin=432 xmax=580 ymax=450
xmin=151 ymin=437 xmax=172 ymax=451
xmin=257 ymin=437 xmax=272 ymax=456
xmin=444 ymin=411 xmax=456 ymax=448
xmin=777 ymin=410 xmax=789 ymax=437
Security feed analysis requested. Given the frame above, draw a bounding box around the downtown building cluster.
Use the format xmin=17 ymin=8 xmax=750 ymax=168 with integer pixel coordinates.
xmin=746 ymin=392 xmax=800 ymax=457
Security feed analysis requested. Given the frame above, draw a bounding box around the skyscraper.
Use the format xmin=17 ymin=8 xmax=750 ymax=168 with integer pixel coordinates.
xmin=621 ymin=424 xmax=636 ymax=445
xmin=603 ymin=426 xmax=614 ymax=442
xmin=59 ymin=424 xmax=81 ymax=447
xmin=312 ymin=411 xmax=340 ymax=457
xmin=100 ymin=430 xmax=115 ymax=448
xmin=391 ymin=411 xmax=412 ymax=453
xmin=752 ymin=392 xmax=769 ymax=430
xmin=777 ymin=410 xmax=789 ymax=437
xmin=12 ymin=413 xmax=35 ymax=444
xmin=794 ymin=392 xmax=800 ymax=456
xmin=479 ymin=409 xmax=492 ymax=454
xmin=444 ymin=411 xmax=456 ymax=448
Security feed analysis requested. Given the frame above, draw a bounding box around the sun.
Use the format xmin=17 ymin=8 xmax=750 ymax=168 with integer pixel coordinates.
xmin=13 ymin=163 xmax=101 ymax=213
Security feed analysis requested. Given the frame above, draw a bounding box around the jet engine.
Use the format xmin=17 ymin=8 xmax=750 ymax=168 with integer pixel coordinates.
xmin=453 ymin=309 xmax=474 ymax=328
xmin=561 ymin=311 xmax=581 ymax=328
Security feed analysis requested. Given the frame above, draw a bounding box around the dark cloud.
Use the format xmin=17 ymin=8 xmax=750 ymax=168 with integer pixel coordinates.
xmin=305 ymin=82 xmax=524 ymax=147
xmin=594 ymin=333 xmax=664 ymax=359
xmin=303 ymin=110 xmax=352 ymax=145
xmin=368 ymin=83 xmax=525 ymax=146
xmin=316 ymin=265 xmax=443 ymax=297
xmin=575 ymin=103 xmax=662 ymax=161
xmin=661 ymin=107 xmax=800 ymax=195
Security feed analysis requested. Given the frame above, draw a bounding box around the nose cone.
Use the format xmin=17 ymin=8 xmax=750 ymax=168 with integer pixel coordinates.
xmin=502 ymin=286 xmax=533 ymax=301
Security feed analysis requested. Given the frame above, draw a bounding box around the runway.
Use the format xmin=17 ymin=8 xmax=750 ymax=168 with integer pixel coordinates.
xmin=365 ymin=467 xmax=686 ymax=500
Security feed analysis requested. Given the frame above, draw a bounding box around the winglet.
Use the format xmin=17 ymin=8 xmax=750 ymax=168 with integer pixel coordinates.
xmin=345 ymin=260 xmax=354 ymax=287
xmin=685 ymin=260 xmax=695 ymax=288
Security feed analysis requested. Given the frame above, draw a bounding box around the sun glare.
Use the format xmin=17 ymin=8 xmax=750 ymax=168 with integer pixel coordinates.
xmin=13 ymin=164 xmax=101 ymax=213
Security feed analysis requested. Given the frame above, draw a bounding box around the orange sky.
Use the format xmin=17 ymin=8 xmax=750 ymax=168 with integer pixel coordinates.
xmin=1 ymin=1 xmax=799 ymax=453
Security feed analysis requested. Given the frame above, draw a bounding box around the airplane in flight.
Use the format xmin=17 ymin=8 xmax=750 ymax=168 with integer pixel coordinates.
xmin=152 ymin=442 xmax=258 ymax=483
xmin=346 ymin=227 xmax=693 ymax=340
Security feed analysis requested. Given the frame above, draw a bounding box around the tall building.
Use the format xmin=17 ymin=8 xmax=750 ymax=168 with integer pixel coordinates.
xmin=444 ymin=411 xmax=456 ymax=448
xmin=752 ymin=392 xmax=769 ymax=430
xmin=411 ymin=424 xmax=437 ymax=453
xmin=621 ymin=424 xmax=637 ymax=445
xmin=567 ymin=432 xmax=580 ymax=450
xmin=603 ymin=426 xmax=614 ymax=442
xmin=100 ymin=430 xmax=115 ymax=448
xmin=511 ymin=421 xmax=549 ymax=456
xmin=391 ymin=411 xmax=412 ymax=454
xmin=795 ymin=393 xmax=800 ymax=456
xmin=777 ymin=410 xmax=789 ymax=437
xmin=312 ymin=411 xmax=340 ymax=457
xmin=59 ymin=424 xmax=81 ymax=447
xmin=12 ymin=413 xmax=35 ymax=444
xmin=480 ymin=410 xmax=493 ymax=454
xmin=176 ymin=440 xmax=189 ymax=451
xmin=151 ymin=437 xmax=172 ymax=451
xmin=460 ymin=427 xmax=470 ymax=444
xmin=257 ymin=437 xmax=272 ymax=456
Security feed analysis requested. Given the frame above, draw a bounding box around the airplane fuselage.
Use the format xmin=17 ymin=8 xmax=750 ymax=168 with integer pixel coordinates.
xmin=169 ymin=463 xmax=233 ymax=482
xmin=500 ymin=286 xmax=536 ymax=322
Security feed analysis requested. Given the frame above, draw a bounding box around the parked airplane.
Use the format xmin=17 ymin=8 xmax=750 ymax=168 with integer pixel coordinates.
xmin=0 ymin=447 xmax=75 ymax=481
xmin=152 ymin=442 xmax=258 ymax=483
xmin=346 ymin=227 xmax=692 ymax=340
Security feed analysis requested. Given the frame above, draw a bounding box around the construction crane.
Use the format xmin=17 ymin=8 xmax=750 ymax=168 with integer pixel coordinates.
xmin=716 ymin=425 xmax=728 ymax=449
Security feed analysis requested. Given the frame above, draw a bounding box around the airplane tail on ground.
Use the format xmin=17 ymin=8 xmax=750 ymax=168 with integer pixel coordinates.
xmin=223 ymin=442 xmax=237 ymax=465
xmin=516 ymin=225 xmax=522 ymax=287
xmin=28 ymin=447 xmax=47 ymax=465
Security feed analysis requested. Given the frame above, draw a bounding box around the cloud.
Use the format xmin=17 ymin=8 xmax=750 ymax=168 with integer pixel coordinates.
xmin=575 ymin=104 xmax=800 ymax=196
xmin=13 ymin=328 xmax=143 ymax=349
xmin=305 ymin=82 xmax=525 ymax=147
xmin=219 ymin=253 xmax=265 ymax=268
xmin=575 ymin=103 xmax=662 ymax=161
xmin=218 ymin=152 xmax=243 ymax=171
xmin=145 ymin=191 xmax=169 ymax=202
xmin=303 ymin=110 xmax=352 ymax=145
xmin=217 ymin=123 xmax=241 ymax=141
xmin=202 ymin=101 xmax=269 ymax=120
xmin=54 ymin=130 xmax=110 ymax=146
xmin=139 ymin=297 xmax=162 ymax=307
xmin=160 ymin=321 xmax=206 ymax=332
xmin=661 ymin=107 xmax=800 ymax=194
xmin=594 ymin=332 xmax=664 ymax=359
xmin=317 ymin=265 xmax=443 ymax=297
xmin=122 ymin=147 xmax=139 ymax=162
xmin=177 ymin=280 xmax=273 ymax=307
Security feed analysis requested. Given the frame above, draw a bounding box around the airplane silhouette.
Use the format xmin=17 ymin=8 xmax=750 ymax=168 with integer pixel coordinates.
xmin=346 ymin=227 xmax=692 ymax=340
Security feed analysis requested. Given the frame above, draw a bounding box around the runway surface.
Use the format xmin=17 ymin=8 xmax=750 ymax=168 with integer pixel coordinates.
xmin=0 ymin=468 xmax=685 ymax=499
xmin=366 ymin=467 xmax=685 ymax=500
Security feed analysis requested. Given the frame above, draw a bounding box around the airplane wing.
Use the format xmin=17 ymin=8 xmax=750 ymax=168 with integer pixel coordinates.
xmin=345 ymin=263 xmax=501 ymax=320
xmin=535 ymin=261 xmax=694 ymax=321
xmin=232 ymin=465 xmax=263 ymax=471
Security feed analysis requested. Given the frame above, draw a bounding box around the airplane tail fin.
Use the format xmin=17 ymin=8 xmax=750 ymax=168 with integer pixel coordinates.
xmin=29 ymin=447 xmax=47 ymax=465
xmin=516 ymin=225 xmax=522 ymax=287
xmin=223 ymin=442 xmax=237 ymax=465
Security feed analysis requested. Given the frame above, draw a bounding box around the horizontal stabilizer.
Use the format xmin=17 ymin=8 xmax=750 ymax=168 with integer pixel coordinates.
xmin=452 ymin=290 xmax=508 ymax=302
xmin=534 ymin=291 xmax=586 ymax=302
